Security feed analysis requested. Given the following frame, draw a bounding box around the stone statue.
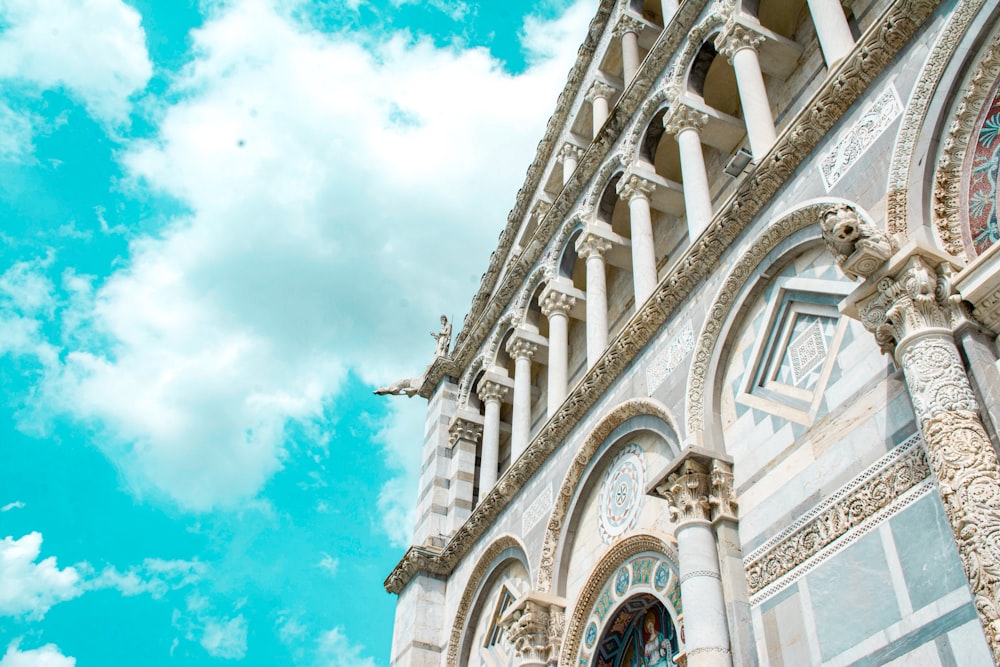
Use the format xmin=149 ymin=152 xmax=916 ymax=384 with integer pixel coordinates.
xmin=431 ymin=315 xmax=452 ymax=357
xmin=373 ymin=376 xmax=422 ymax=398
xmin=820 ymin=203 xmax=893 ymax=280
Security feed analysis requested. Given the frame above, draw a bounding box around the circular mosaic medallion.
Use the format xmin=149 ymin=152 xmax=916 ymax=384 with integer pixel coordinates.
xmin=654 ymin=563 xmax=669 ymax=591
xmin=614 ymin=567 xmax=630 ymax=596
xmin=598 ymin=444 xmax=647 ymax=544
xmin=585 ymin=621 xmax=598 ymax=649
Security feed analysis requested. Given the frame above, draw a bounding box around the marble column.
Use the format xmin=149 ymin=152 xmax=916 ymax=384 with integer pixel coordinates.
xmin=615 ymin=15 xmax=644 ymax=83
xmin=663 ymin=104 xmax=712 ymax=240
xmin=716 ymin=23 xmax=775 ymax=160
xmin=558 ymin=143 xmax=584 ymax=186
xmin=477 ymin=378 xmax=510 ymax=495
xmin=540 ymin=286 xmax=578 ymax=414
xmin=586 ymin=81 xmax=616 ymax=138
xmin=652 ymin=452 xmax=735 ymax=667
xmin=506 ymin=336 xmax=538 ymax=462
xmin=617 ymin=173 xmax=658 ymax=306
xmin=446 ymin=413 xmax=482 ymax=524
xmin=824 ymin=209 xmax=1000 ymax=662
xmin=806 ymin=0 xmax=855 ymax=67
xmin=575 ymin=231 xmax=613 ymax=368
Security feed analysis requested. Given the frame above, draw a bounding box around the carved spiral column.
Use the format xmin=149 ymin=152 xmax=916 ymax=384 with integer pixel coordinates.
xmin=715 ymin=22 xmax=775 ymax=159
xmin=557 ymin=144 xmax=584 ymax=186
xmin=540 ymin=287 xmax=577 ymax=413
xmin=585 ymin=81 xmax=616 ymax=138
xmin=477 ymin=378 xmax=510 ymax=495
xmin=615 ymin=15 xmax=644 ymax=83
xmin=575 ymin=232 xmax=614 ymax=368
xmin=652 ymin=451 xmax=735 ymax=667
xmin=617 ymin=174 xmax=659 ymax=306
xmin=841 ymin=249 xmax=1000 ymax=662
xmin=506 ymin=336 xmax=539 ymax=462
xmin=664 ymin=105 xmax=712 ymax=240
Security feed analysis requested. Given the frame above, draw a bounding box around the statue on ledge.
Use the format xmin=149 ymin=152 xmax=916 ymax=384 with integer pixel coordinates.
xmin=374 ymin=315 xmax=451 ymax=398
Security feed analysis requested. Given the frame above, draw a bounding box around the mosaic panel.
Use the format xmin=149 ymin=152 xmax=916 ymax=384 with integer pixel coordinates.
xmin=598 ymin=444 xmax=647 ymax=545
xmin=819 ymin=85 xmax=902 ymax=191
xmin=967 ymin=79 xmax=1000 ymax=254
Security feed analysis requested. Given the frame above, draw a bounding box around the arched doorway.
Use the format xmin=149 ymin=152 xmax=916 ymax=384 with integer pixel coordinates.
xmin=594 ymin=594 xmax=680 ymax=667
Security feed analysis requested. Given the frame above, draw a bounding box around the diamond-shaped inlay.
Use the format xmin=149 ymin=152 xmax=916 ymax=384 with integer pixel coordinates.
xmin=787 ymin=319 xmax=827 ymax=385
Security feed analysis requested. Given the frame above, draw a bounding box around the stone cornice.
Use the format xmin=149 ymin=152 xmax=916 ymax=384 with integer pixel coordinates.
xmin=387 ymin=0 xmax=943 ymax=594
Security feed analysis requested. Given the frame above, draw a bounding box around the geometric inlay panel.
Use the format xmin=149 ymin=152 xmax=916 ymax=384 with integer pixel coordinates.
xmin=598 ymin=444 xmax=647 ymax=545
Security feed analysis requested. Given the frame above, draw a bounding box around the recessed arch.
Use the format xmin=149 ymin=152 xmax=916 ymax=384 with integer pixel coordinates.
xmin=537 ymin=398 xmax=681 ymax=593
xmin=447 ymin=535 xmax=530 ymax=666
xmin=684 ymin=198 xmax=875 ymax=442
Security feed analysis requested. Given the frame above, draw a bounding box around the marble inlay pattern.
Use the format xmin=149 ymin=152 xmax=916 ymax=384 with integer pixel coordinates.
xmin=820 ymin=85 xmax=902 ymax=191
xmin=522 ymin=483 xmax=554 ymax=535
xmin=646 ymin=322 xmax=694 ymax=394
xmin=598 ymin=444 xmax=646 ymax=545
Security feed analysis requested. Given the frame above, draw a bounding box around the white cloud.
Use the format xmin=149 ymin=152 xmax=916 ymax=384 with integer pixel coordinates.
xmin=0 ymin=502 xmax=25 ymax=513
xmin=316 ymin=553 xmax=339 ymax=577
xmin=91 ymin=557 xmax=205 ymax=598
xmin=0 ymin=101 xmax=33 ymax=162
xmin=314 ymin=627 xmax=376 ymax=667
xmin=174 ymin=594 xmax=248 ymax=660
xmin=13 ymin=0 xmax=594 ymax=523
xmin=0 ymin=641 xmax=75 ymax=667
xmin=0 ymin=0 xmax=152 ymax=123
xmin=0 ymin=533 xmax=82 ymax=620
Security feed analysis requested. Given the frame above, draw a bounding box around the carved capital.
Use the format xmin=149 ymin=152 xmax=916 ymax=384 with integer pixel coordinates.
xmin=662 ymin=104 xmax=709 ymax=136
xmin=575 ymin=232 xmax=613 ymax=261
xmin=585 ymin=80 xmax=616 ymax=104
xmin=851 ymin=254 xmax=964 ymax=355
xmin=709 ymin=459 xmax=738 ymax=522
xmin=448 ymin=416 xmax=483 ymax=447
xmin=655 ymin=458 xmax=712 ymax=525
xmin=613 ymin=14 xmax=644 ymax=39
xmin=506 ymin=336 xmax=539 ymax=361
xmin=819 ymin=204 xmax=893 ymax=280
xmin=616 ymin=173 xmax=656 ymax=202
xmin=557 ymin=143 xmax=585 ymax=164
xmin=539 ymin=289 xmax=577 ymax=318
xmin=477 ymin=380 xmax=510 ymax=404
xmin=530 ymin=199 xmax=552 ymax=221
xmin=715 ymin=21 xmax=766 ymax=62
xmin=501 ymin=593 xmax=566 ymax=666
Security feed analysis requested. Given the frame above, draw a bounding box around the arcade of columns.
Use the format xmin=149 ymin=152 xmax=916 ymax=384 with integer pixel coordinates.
xmin=424 ymin=2 xmax=1000 ymax=665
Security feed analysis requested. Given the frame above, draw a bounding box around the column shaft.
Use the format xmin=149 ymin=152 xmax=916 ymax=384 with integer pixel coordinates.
xmin=511 ymin=354 xmax=532 ymax=461
xmin=621 ymin=180 xmax=658 ymax=305
xmin=547 ymin=311 xmax=569 ymax=413
xmin=622 ymin=30 xmax=640 ymax=83
xmin=806 ymin=0 xmax=855 ymax=67
xmin=480 ymin=397 xmax=501 ymax=493
xmin=563 ymin=156 xmax=578 ymax=185
xmin=732 ymin=47 xmax=776 ymax=159
xmin=677 ymin=523 xmax=734 ymax=667
xmin=592 ymin=96 xmax=609 ymax=137
xmin=585 ymin=253 xmax=608 ymax=367
xmin=676 ymin=127 xmax=713 ymax=239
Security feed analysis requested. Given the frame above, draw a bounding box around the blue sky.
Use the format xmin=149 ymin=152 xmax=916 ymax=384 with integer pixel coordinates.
xmin=0 ymin=0 xmax=594 ymax=664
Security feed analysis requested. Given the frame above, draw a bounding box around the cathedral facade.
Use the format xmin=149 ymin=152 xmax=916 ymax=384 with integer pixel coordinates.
xmin=385 ymin=0 xmax=1000 ymax=665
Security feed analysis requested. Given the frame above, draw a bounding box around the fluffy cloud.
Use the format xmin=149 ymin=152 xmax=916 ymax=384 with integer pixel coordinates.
xmin=174 ymin=594 xmax=248 ymax=660
xmin=0 ymin=641 xmax=75 ymax=667
xmin=90 ymin=558 xmax=206 ymax=598
xmin=0 ymin=101 xmax=33 ymax=162
xmin=0 ymin=0 xmax=152 ymax=123
xmin=13 ymin=0 xmax=593 ymax=522
xmin=0 ymin=533 xmax=82 ymax=620
xmin=314 ymin=627 xmax=376 ymax=667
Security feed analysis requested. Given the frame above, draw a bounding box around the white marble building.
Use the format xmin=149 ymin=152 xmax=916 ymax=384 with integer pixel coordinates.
xmin=384 ymin=0 xmax=1000 ymax=665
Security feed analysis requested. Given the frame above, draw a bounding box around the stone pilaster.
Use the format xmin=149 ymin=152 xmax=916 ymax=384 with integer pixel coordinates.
xmin=412 ymin=378 xmax=459 ymax=548
xmin=839 ymin=245 xmax=1000 ymax=662
xmin=446 ymin=412 xmax=482 ymax=534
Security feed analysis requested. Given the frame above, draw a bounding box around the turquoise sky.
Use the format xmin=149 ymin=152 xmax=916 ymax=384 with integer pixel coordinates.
xmin=0 ymin=0 xmax=594 ymax=664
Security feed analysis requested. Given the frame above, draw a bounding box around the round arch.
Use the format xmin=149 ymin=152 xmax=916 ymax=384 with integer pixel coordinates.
xmin=537 ymin=398 xmax=681 ymax=592
xmin=684 ymin=198 xmax=876 ymax=441
xmin=559 ymin=535 xmax=681 ymax=667
xmin=447 ymin=535 xmax=531 ymax=666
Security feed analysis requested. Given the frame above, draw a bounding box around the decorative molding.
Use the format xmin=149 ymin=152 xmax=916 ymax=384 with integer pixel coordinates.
xmin=650 ymin=449 xmax=736 ymax=527
xmin=679 ymin=569 xmax=722 ymax=584
xmin=538 ymin=398 xmax=681 ymax=593
xmin=389 ymin=0 xmax=944 ymax=597
xmin=887 ymin=0 xmax=991 ymax=236
xmin=613 ymin=14 xmax=646 ymax=39
xmin=818 ymin=84 xmax=902 ymax=191
xmin=586 ymin=80 xmax=618 ymax=104
xmin=662 ymin=103 xmax=710 ymax=136
xmin=646 ymin=322 xmax=694 ymax=395
xmin=743 ymin=433 xmax=930 ymax=597
xmin=522 ymin=484 xmax=554 ymax=536
xmin=616 ymin=173 xmax=656 ymax=202
xmin=714 ymin=20 xmax=766 ymax=63
xmin=932 ymin=26 xmax=1000 ymax=256
xmin=445 ymin=535 xmax=527 ymax=666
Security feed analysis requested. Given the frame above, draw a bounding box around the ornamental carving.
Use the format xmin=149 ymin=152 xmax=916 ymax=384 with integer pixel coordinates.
xmin=506 ymin=337 xmax=539 ymax=361
xmin=662 ymin=104 xmax=709 ymax=136
xmin=714 ymin=21 xmax=765 ymax=63
xmin=743 ymin=435 xmax=931 ymax=595
xmin=501 ymin=593 xmax=567 ymax=666
xmin=575 ymin=233 xmax=614 ymax=260
xmin=557 ymin=143 xmax=585 ymax=164
xmin=613 ymin=14 xmax=645 ymax=39
xmin=540 ymin=290 xmax=577 ymax=318
xmin=655 ymin=459 xmax=712 ymax=525
xmin=388 ymin=0 xmax=944 ymax=596
xmin=449 ymin=417 xmax=483 ymax=446
xmin=586 ymin=80 xmax=617 ymax=104
xmin=478 ymin=379 xmax=511 ymax=404
xmin=616 ymin=174 xmax=656 ymax=202
xmin=819 ymin=203 xmax=894 ymax=280
xmin=708 ymin=459 xmax=737 ymax=523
